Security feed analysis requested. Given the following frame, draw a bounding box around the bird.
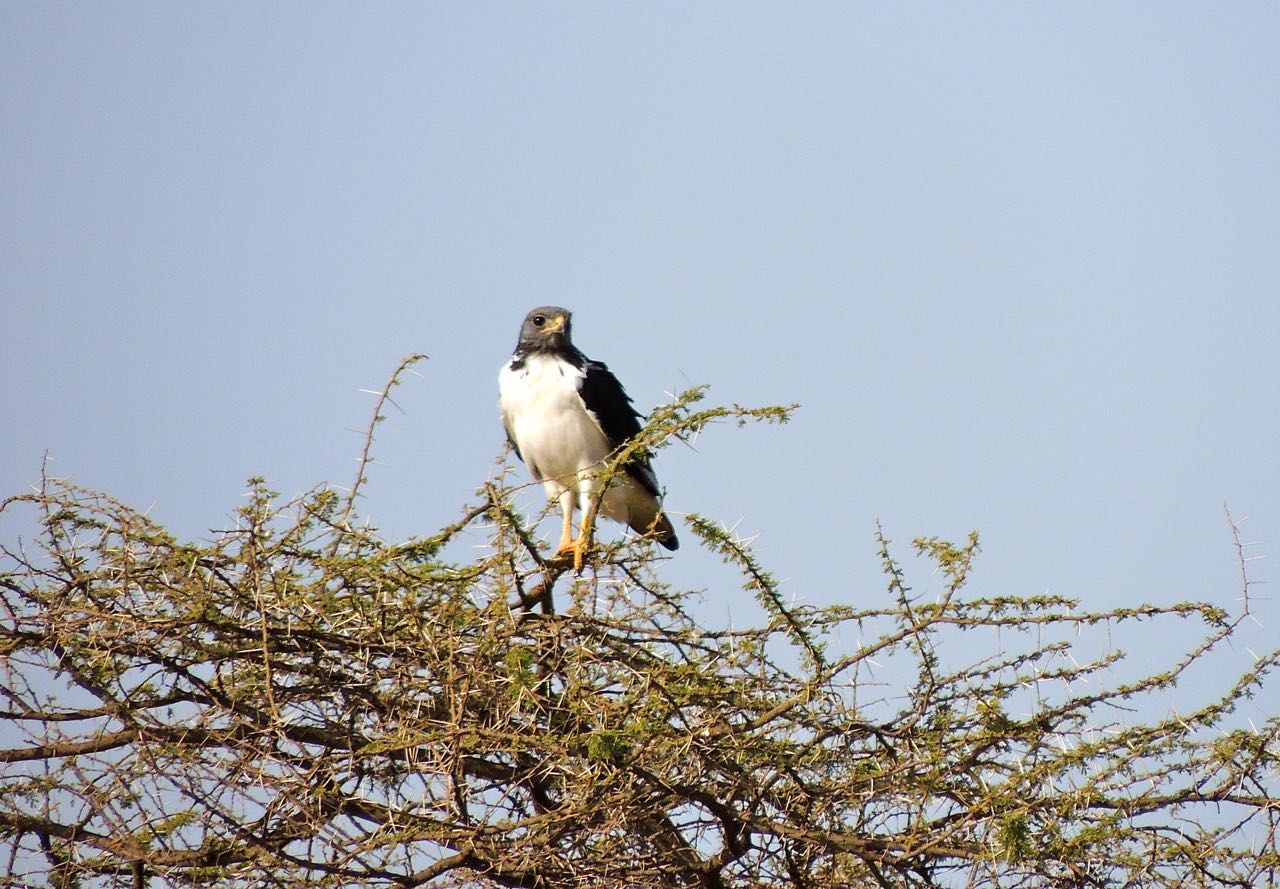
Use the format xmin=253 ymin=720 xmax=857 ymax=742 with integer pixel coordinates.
xmin=499 ymin=306 xmax=679 ymax=569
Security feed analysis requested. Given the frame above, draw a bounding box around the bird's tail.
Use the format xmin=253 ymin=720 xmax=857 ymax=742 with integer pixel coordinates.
xmin=643 ymin=511 xmax=679 ymax=551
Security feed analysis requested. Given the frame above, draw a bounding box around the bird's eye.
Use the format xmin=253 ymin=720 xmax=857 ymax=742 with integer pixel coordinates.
xmin=532 ymin=315 xmax=546 ymax=327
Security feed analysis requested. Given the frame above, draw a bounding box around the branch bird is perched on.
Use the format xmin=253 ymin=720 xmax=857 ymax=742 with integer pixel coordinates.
xmin=499 ymin=307 xmax=679 ymax=569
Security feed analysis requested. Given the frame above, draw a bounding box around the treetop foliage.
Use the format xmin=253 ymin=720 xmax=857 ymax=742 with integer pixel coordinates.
xmin=1 ymin=362 xmax=1276 ymax=888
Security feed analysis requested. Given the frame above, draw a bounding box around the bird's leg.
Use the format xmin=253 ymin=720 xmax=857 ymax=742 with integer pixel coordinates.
xmin=552 ymin=489 xmax=576 ymax=561
xmin=574 ymin=498 xmax=599 ymax=573
xmin=572 ymin=477 xmax=607 ymax=572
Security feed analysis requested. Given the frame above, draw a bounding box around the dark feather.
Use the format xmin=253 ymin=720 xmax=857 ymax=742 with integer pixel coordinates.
xmin=505 ymin=428 xmax=524 ymax=463
xmin=577 ymin=357 xmax=661 ymax=499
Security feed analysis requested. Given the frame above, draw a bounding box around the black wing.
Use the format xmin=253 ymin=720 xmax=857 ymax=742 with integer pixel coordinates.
xmin=577 ymin=357 xmax=661 ymax=498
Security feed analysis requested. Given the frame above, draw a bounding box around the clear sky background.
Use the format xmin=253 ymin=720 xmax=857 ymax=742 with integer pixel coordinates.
xmin=3 ymin=5 xmax=1277 ymax=711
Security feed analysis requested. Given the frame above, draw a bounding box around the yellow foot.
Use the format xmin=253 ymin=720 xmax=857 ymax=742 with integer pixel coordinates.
xmin=549 ymin=539 xmax=591 ymax=573
xmin=550 ymin=542 xmax=575 ymax=566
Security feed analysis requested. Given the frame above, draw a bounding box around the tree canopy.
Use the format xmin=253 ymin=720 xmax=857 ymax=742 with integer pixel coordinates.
xmin=2 ymin=371 xmax=1276 ymax=888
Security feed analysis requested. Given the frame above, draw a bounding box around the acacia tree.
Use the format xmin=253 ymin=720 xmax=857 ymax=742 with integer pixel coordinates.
xmin=1 ymin=362 xmax=1277 ymax=888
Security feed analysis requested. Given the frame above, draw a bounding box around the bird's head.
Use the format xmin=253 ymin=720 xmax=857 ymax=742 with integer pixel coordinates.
xmin=516 ymin=306 xmax=573 ymax=353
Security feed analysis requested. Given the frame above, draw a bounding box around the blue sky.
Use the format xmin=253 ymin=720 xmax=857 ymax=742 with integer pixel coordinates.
xmin=3 ymin=5 xmax=1277 ymax=705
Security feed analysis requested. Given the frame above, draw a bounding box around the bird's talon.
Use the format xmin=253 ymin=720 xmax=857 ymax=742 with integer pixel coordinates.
xmin=549 ymin=546 xmax=574 ymax=567
xmin=546 ymin=541 xmax=590 ymax=572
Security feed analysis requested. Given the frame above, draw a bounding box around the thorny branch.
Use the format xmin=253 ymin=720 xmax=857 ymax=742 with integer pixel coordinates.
xmin=0 ymin=381 xmax=1276 ymax=888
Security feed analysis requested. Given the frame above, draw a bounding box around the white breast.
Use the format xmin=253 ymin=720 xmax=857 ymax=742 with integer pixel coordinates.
xmin=499 ymin=353 xmax=612 ymax=485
